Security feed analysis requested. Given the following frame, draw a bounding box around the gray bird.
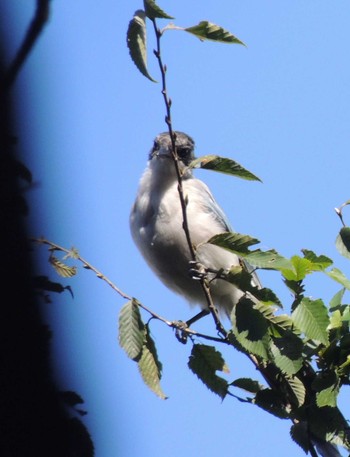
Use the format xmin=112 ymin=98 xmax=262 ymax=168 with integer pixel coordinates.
xmin=130 ymin=131 xmax=260 ymax=318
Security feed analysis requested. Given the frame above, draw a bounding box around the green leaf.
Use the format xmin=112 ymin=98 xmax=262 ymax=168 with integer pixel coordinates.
xmin=118 ymin=299 xmax=145 ymax=360
xmin=286 ymin=375 xmax=306 ymax=407
xmin=185 ymin=21 xmax=246 ymax=45
xmin=49 ymin=255 xmax=77 ymax=278
xmin=281 ymin=256 xmax=312 ymax=281
xmin=189 ymin=155 xmax=260 ymax=181
xmin=270 ymin=335 xmax=303 ymax=375
xmin=254 ymin=389 xmax=290 ymax=419
xmin=208 ymin=232 xmax=260 ymax=255
xmin=138 ymin=325 xmax=167 ymax=399
xmin=292 ymin=298 xmax=329 ymax=345
xmin=313 ymin=372 xmax=339 ymax=408
xmin=143 ymin=0 xmax=174 ymax=19
xmin=301 ymin=249 xmax=333 ymax=271
xmin=244 ymin=250 xmax=292 ymax=271
xmin=188 ymin=344 xmax=229 ymax=399
xmin=326 ymin=268 xmax=350 ymax=290
xmin=336 ymin=227 xmax=350 ymax=259
xmin=231 ymin=378 xmax=263 ymax=393
xmin=329 ymin=288 xmax=346 ymax=311
xmin=231 ymin=298 xmax=270 ymax=359
xmin=127 ymin=10 xmax=157 ymax=82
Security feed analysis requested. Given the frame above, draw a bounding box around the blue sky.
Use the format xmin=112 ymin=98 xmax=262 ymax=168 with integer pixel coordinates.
xmin=4 ymin=1 xmax=350 ymax=456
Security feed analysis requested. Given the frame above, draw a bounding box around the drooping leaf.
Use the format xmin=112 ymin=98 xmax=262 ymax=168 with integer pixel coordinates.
xmin=184 ymin=21 xmax=245 ymax=45
xmin=208 ymin=232 xmax=260 ymax=255
xmin=189 ymin=155 xmax=260 ymax=181
xmin=138 ymin=324 xmax=167 ymax=399
xmin=33 ymin=275 xmax=74 ymax=298
xmin=301 ymin=249 xmax=333 ymax=271
xmin=336 ymin=227 xmax=350 ymax=259
xmin=286 ymin=375 xmax=306 ymax=407
xmin=231 ymin=298 xmax=270 ymax=359
xmin=49 ymin=255 xmax=77 ymax=278
xmin=292 ymin=298 xmax=329 ymax=345
xmin=326 ymin=268 xmax=350 ymax=290
xmin=231 ymin=378 xmax=263 ymax=394
xmin=127 ymin=10 xmax=156 ymax=82
xmin=118 ymin=299 xmax=145 ymax=360
xmin=290 ymin=422 xmax=310 ymax=454
xmin=143 ymin=0 xmax=174 ymax=19
xmin=254 ymin=389 xmax=290 ymax=419
xmin=270 ymin=334 xmax=303 ymax=375
xmin=188 ymin=344 xmax=229 ymax=399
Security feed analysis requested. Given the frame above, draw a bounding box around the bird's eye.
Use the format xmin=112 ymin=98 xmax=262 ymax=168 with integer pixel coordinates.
xmin=177 ymin=147 xmax=192 ymax=164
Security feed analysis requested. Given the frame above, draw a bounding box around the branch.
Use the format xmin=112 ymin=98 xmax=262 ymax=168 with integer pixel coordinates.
xmin=1 ymin=0 xmax=51 ymax=92
xmin=151 ymin=18 xmax=226 ymax=338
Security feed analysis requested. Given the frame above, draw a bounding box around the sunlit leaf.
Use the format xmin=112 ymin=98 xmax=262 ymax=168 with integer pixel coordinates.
xmin=190 ymin=155 xmax=260 ymax=181
xmin=270 ymin=335 xmax=303 ymax=375
xmin=244 ymin=250 xmax=292 ymax=271
xmin=143 ymin=0 xmax=174 ymax=19
xmin=292 ymin=298 xmax=329 ymax=345
xmin=127 ymin=10 xmax=156 ymax=82
xmin=188 ymin=344 xmax=229 ymax=399
xmin=138 ymin=325 xmax=167 ymax=399
xmin=118 ymin=299 xmax=145 ymax=360
xmin=336 ymin=227 xmax=350 ymax=259
xmin=326 ymin=268 xmax=350 ymax=290
xmin=301 ymin=249 xmax=333 ymax=271
xmin=49 ymin=255 xmax=77 ymax=278
xmin=329 ymin=288 xmax=346 ymax=311
xmin=185 ymin=21 xmax=245 ymax=45
xmin=286 ymin=375 xmax=306 ymax=407
xmin=313 ymin=372 xmax=339 ymax=408
xmin=281 ymin=256 xmax=312 ymax=281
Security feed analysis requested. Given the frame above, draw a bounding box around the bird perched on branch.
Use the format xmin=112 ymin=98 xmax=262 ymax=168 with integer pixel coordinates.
xmin=130 ymin=131 xmax=260 ymax=318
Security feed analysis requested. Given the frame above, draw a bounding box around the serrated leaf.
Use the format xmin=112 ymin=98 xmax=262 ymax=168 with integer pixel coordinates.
xmin=270 ymin=335 xmax=303 ymax=375
xmin=188 ymin=344 xmax=229 ymax=399
xmin=326 ymin=268 xmax=350 ymax=290
xmin=313 ymin=372 xmax=339 ymax=408
xmin=231 ymin=298 xmax=270 ymax=359
xmin=208 ymin=232 xmax=260 ymax=254
xmin=254 ymin=389 xmax=290 ymax=419
xmin=185 ymin=21 xmax=245 ymax=45
xmin=138 ymin=325 xmax=167 ymax=399
xmin=143 ymin=0 xmax=174 ymax=19
xmin=336 ymin=227 xmax=350 ymax=259
xmin=231 ymin=378 xmax=263 ymax=393
xmin=301 ymin=249 xmax=333 ymax=271
xmin=286 ymin=375 xmax=306 ymax=407
xmin=127 ymin=10 xmax=156 ymax=82
xmin=49 ymin=255 xmax=77 ymax=278
xmin=292 ymin=298 xmax=329 ymax=345
xmin=189 ymin=155 xmax=260 ymax=181
xmin=118 ymin=299 xmax=145 ymax=360
xmin=290 ymin=422 xmax=310 ymax=454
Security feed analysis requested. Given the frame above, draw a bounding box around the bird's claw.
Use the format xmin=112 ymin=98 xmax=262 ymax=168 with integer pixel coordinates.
xmin=189 ymin=260 xmax=208 ymax=280
xmin=173 ymin=320 xmax=189 ymax=344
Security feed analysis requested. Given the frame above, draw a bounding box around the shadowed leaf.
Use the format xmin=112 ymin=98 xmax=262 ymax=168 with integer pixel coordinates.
xmin=143 ymin=0 xmax=174 ymax=19
xmin=127 ymin=10 xmax=156 ymax=82
xmin=231 ymin=378 xmax=263 ymax=393
xmin=188 ymin=344 xmax=229 ymax=399
xmin=185 ymin=21 xmax=245 ymax=45
xmin=138 ymin=325 xmax=167 ymax=399
xmin=336 ymin=227 xmax=350 ymax=259
xmin=119 ymin=299 xmax=145 ymax=360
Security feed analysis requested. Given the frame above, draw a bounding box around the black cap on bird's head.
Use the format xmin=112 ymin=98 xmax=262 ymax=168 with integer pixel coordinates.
xmin=149 ymin=131 xmax=195 ymax=166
